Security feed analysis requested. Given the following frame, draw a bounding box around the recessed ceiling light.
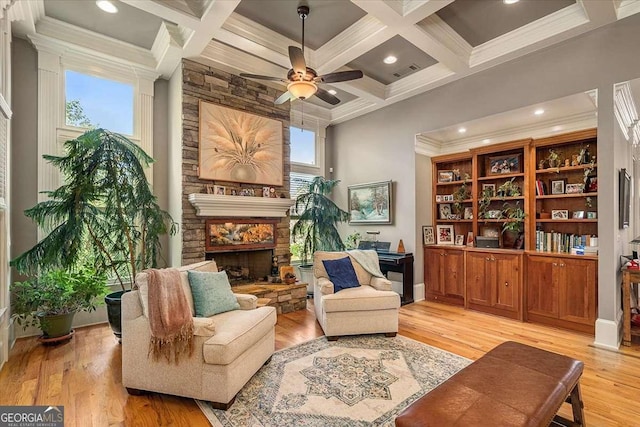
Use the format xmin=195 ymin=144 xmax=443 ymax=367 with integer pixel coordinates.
xmin=383 ymin=56 xmax=397 ymax=65
xmin=327 ymin=89 xmax=337 ymax=95
xmin=458 ymin=127 xmax=467 ymax=134
xmin=96 ymin=0 xmax=118 ymax=13
xmin=503 ymin=0 xmax=520 ymax=4
xmin=483 ymin=139 xmax=491 ymax=144
xmin=534 ymin=108 xmax=545 ymax=116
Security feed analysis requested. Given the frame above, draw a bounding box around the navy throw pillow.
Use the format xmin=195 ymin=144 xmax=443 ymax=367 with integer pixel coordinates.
xmin=322 ymin=257 xmax=361 ymax=293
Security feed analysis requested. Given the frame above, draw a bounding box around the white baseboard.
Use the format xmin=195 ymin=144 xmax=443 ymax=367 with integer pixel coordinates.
xmin=414 ymin=283 xmax=425 ymax=302
xmin=594 ymin=312 xmax=621 ymax=350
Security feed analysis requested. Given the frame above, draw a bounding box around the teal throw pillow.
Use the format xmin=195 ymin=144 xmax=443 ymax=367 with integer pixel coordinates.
xmin=322 ymin=257 xmax=361 ymax=293
xmin=188 ymin=270 xmax=240 ymax=317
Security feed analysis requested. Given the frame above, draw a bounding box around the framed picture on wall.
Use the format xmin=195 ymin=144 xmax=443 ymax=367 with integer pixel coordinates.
xmin=348 ymin=181 xmax=393 ymax=224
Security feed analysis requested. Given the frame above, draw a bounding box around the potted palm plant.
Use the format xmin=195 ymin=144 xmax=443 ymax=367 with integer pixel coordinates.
xmin=11 ymin=267 xmax=107 ymax=340
xmin=11 ymin=129 xmax=177 ymax=339
xmin=291 ymin=176 xmax=349 ymax=290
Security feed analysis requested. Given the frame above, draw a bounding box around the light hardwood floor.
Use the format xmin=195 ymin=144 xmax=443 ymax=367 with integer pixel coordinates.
xmin=1 ymin=300 xmax=639 ymax=426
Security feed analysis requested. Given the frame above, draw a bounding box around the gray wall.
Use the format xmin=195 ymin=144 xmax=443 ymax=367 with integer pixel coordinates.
xmin=329 ymin=13 xmax=640 ymax=347
xmin=153 ymin=78 xmax=170 ymax=266
xmin=10 ymin=37 xmax=37 ymax=271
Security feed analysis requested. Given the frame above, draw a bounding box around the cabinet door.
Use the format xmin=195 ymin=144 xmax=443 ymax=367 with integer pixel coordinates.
xmin=526 ymin=256 xmax=558 ymax=318
xmin=424 ymin=248 xmax=443 ymax=296
xmin=443 ymin=249 xmax=464 ymax=298
xmin=465 ymin=252 xmax=490 ymax=306
xmin=492 ymin=253 xmax=520 ymax=312
xmin=558 ymin=258 xmax=597 ymax=325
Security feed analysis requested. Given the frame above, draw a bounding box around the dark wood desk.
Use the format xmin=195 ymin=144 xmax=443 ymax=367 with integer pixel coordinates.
xmin=378 ymin=252 xmax=414 ymax=305
xmin=622 ymin=268 xmax=640 ymax=346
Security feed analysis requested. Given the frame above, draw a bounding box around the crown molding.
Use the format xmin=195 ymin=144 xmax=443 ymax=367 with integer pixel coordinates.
xmin=199 ymin=40 xmax=286 ymax=82
xmin=386 ymin=62 xmax=455 ymax=100
xmin=8 ymin=0 xmax=43 ymax=35
xmin=614 ymin=81 xmax=640 ymax=142
xmin=120 ymin=0 xmax=201 ymax=29
xmin=416 ymin=14 xmax=472 ymax=66
xmin=415 ymin=135 xmax=441 ymax=157
xmin=470 ymin=3 xmax=590 ymax=68
xmin=34 ymin=17 xmax=157 ymax=70
xmin=188 ymin=194 xmax=295 ymax=218
xmin=152 ymin=21 xmax=184 ymax=78
xmin=291 ymin=103 xmax=331 ymax=128
xmin=617 ymin=0 xmax=640 ymax=20
xmin=432 ymin=111 xmax=597 ymax=155
xmin=330 ymin=98 xmax=379 ymax=124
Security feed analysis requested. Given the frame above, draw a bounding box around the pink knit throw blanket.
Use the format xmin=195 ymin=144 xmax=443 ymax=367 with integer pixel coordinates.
xmin=147 ymin=268 xmax=194 ymax=363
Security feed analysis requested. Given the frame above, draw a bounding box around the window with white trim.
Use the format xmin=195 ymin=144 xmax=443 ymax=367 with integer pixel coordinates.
xmin=64 ymin=70 xmax=134 ymax=136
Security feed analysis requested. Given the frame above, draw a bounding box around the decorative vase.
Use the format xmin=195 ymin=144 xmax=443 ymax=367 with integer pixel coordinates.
xmin=105 ymin=290 xmax=127 ymax=341
xmin=230 ymin=164 xmax=257 ymax=182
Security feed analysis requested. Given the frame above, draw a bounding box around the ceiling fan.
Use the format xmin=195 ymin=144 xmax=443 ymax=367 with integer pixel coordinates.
xmin=240 ymin=5 xmax=363 ymax=106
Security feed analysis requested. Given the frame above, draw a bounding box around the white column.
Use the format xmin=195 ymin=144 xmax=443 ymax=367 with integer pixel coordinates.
xmin=139 ymin=78 xmax=154 ymax=183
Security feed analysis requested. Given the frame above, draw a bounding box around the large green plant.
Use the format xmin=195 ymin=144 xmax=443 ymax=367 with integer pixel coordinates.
xmin=291 ymin=176 xmax=349 ymax=265
xmin=11 ymin=267 xmax=108 ymax=329
xmin=11 ymin=129 xmax=177 ymax=290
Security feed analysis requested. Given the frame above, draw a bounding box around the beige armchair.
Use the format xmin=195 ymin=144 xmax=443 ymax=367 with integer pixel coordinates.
xmin=313 ymin=251 xmax=400 ymax=340
xmin=122 ymin=261 xmax=277 ymax=409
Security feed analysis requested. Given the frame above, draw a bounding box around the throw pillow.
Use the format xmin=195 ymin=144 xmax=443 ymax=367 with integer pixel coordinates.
xmin=188 ymin=270 xmax=240 ymax=317
xmin=322 ymin=257 xmax=361 ymax=293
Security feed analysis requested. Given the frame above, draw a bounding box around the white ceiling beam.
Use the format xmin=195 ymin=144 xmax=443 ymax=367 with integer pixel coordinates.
xmin=402 ymin=0 xmax=454 ymax=23
xmin=183 ymin=0 xmax=241 ymax=58
xmin=215 ymin=28 xmax=291 ymax=69
xmin=8 ymin=0 xmax=44 ymax=36
xmin=152 ymin=22 xmax=184 ymax=78
xmin=120 ymin=0 xmax=201 ymax=28
xmin=350 ymin=0 xmax=468 ymax=72
xmin=315 ymin=15 xmax=394 ymax=75
xmin=617 ymin=0 xmax=640 ymax=20
xmin=578 ymin=0 xmax=618 ymax=26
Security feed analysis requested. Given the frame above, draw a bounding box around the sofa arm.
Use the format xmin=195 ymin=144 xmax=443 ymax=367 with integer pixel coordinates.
xmin=316 ymin=277 xmax=335 ymax=295
xmin=370 ymin=276 xmax=393 ymax=291
xmin=193 ymin=317 xmax=216 ymax=337
xmin=235 ymin=293 xmax=258 ymax=310
xmin=122 ymin=290 xmax=143 ymax=320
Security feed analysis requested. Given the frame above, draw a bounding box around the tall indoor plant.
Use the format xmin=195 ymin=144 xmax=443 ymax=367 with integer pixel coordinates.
xmin=11 ymin=129 xmax=177 ymax=339
xmin=291 ymin=176 xmax=349 ymax=289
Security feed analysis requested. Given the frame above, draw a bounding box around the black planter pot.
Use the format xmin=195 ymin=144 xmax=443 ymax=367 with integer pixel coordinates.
xmin=105 ymin=290 xmax=127 ymax=341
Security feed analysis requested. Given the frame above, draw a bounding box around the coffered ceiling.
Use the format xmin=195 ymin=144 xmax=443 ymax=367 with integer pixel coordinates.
xmin=7 ymin=0 xmax=640 ymax=125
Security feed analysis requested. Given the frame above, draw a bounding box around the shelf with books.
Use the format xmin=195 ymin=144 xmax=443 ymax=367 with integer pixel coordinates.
xmin=536 ymin=192 xmax=597 ymax=200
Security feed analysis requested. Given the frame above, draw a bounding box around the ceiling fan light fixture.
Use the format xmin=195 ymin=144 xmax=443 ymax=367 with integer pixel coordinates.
xmin=96 ymin=0 xmax=118 ymax=13
xmin=288 ymin=81 xmax=317 ymax=100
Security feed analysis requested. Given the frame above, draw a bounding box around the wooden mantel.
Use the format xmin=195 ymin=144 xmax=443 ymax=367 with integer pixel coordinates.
xmin=188 ymin=194 xmax=295 ymax=218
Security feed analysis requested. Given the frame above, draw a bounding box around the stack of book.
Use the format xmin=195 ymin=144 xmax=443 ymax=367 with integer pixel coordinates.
xmin=535 ymin=231 xmax=598 ymax=254
xmin=535 ymin=180 xmax=547 ymax=196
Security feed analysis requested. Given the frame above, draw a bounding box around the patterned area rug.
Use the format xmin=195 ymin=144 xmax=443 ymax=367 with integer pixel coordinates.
xmin=196 ymin=335 xmax=470 ymax=426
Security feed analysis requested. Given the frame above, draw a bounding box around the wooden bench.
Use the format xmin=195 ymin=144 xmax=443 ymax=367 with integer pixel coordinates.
xmin=395 ymin=341 xmax=585 ymax=427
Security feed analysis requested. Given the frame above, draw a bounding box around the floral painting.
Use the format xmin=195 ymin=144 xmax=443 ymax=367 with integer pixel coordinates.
xmin=205 ymin=219 xmax=277 ymax=252
xmin=348 ymin=181 xmax=393 ymax=225
xmin=199 ymin=101 xmax=283 ymax=186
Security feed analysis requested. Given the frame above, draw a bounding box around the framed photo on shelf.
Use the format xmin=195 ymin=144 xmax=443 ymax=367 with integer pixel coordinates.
xmin=438 ymin=171 xmax=454 ymax=183
xmin=482 ymin=183 xmax=496 ymax=196
xmin=435 ymin=195 xmax=444 ymax=202
xmin=565 ymin=183 xmax=584 ymax=194
xmin=551 ymin=209 xmax=569 ymax=220
xmin=464 ymin=206 xmax=473 ymax=219
xmin=488 ymin=154 xmax=521 ymax=175
xmin=587 ymin=176 xmax=598 ymax=192
xmin=422 ymin=226 xmax=435 ymax=245
xmin=439 ymin=203 xmax=452 ymax=219
xmin=480 ymin=225 xmax=500 ymax=238
xmin=466 ymin=231 xmax=474 ymax=247
xmin=214 ymin=185 xmax=226 ymax=195
xmin=454 ymin=235 xmax=465 ymax=246
xmin=436 ymin=225 xmax=454 ymax=245
xmin=572 ymin=211 xmax=585 ymax=219
xmin=550 ymin=179 xmax=566 ymax=195
xmin=587 ymin=211 xmax=597 ymax=219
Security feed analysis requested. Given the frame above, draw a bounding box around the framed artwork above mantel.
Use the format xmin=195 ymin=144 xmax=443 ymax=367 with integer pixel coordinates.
xmin=198 ymin=101 xmax=283 ymax=186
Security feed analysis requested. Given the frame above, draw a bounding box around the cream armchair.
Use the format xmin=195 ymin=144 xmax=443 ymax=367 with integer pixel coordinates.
xmin=313 ymin=251 xmax=400 ymax=340
xmin=122 ymin=261 xmax=277 ymax=409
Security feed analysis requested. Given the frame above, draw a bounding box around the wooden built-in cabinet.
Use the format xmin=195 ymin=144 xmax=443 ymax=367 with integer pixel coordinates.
xmin=526 ymin=253 xmax=597 ymax=333
xmin=426 ymin=128 xmax=598 ymax=333
xmin=465 ymin=249 xmax=522 ymax=320
xmin=424 ymin=246 xmax=464 ymax=306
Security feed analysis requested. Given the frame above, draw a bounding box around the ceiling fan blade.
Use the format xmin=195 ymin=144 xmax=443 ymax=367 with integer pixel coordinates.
xmin=317 ymin=70 xmax=364 ymax=83
xmin=315 ymin=87 xmax=340 ymax=106
xmin=240 ymin=73 xmax=286 ymax=82
xmin=288 ymin=46 xmax=307 ymax=76
xmin=275 ymin=91 xmax=294 ymax=105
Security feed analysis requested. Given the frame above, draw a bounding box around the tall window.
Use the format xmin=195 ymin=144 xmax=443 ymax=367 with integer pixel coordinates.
xmin=289 ymin=127 xmax=321 ymax=262
xmin=290 ymin=126 xmax=316 ymax=165
xmin=64 ymin=70 xmax=134 ymax=135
